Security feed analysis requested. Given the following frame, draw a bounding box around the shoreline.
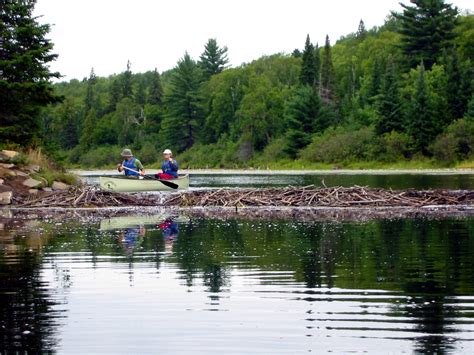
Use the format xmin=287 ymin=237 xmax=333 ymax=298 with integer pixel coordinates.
xmin=71 ymin=168 xmax=474 ymax=177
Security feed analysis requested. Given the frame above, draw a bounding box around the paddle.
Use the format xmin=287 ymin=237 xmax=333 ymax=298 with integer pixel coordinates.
xmin=120 ymin=165 xmax=179 ymax=189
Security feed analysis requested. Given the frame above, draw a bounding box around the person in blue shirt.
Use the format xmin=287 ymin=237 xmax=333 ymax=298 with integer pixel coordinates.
xmin=155 ymin=149 xmax=178 ymax=179
xmin=117 ymin=148 xmax=145 ymax=177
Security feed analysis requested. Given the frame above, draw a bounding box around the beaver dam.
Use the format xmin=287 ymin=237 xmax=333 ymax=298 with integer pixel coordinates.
xmin=11 ymin=185 xmax=473 ymax=208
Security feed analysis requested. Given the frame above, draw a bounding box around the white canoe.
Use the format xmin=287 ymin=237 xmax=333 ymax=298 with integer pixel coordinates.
xmin=99 ymin=175 xmax=189 ymax=192
xmin=100 ymin=215 xmax=190 ymax=230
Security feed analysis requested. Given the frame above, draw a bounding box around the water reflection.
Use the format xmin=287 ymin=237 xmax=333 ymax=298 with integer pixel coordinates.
xmin=0 ymin=215 xmax=473 ymax=353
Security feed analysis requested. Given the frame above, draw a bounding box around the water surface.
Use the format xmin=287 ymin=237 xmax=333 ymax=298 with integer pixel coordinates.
xmin=1 ymin=215 xmax=473 ymax=353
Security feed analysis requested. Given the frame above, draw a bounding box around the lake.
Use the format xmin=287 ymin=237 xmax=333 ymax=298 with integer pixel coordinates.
xmin=77 ymin=170 xmax=474 ymax=190
xmin=1 ymin=214 xmax=473 ymax=353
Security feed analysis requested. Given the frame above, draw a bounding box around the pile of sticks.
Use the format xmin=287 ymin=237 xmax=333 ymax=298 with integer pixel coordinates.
xmin=16 ymin=186 xmax=157 ymax=208
xmin=163 ymin=185 xmax=474 ymax=208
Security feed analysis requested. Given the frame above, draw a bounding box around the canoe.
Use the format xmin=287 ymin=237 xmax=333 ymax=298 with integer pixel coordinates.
xmin=99 ymin=175 xmax=189 ymax=192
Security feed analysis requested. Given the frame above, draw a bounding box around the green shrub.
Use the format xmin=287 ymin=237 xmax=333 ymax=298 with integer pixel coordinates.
xmin=253 ymin=137 xmax=289 ymax=164
xmin=430 ymin=118 xmax=474 ymax=163
xmin=138 ymin=141 xmax=159 ymax=165
xmin=78 ymin=145 xmax=121 ymax=168
xmin=375 ymin=131 xmax=414 ymax=162
xmin=179 ymin=139 xmax=239 ymax=168
xmin=300 ymin=126 xmax=375 ymax=164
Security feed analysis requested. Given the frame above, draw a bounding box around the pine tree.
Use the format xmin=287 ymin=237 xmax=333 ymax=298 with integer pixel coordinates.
xmin=0 ymin=0 xmax=61 ymax=145
xmin=313 ymin=44 xmax=321 ymax=88
xmin=123 ymin=60 xmax=133 ymax=97
xmin=409 ymin=62 xmax=436 ymax=153
xmin=320 ymin=35 xmax=334 ymax=101
xmin=148 ymin=68 xmax=163 ymax=105
xmin=300 ymin=35 xmax=317 ymax=87
xmin=396 ymin=0 xmax=458 ymax=69
xmin=162 ymin=53 xmax=204 ymax=152
xmin=199 ymin=39 xmax=229 ymax=79
xmin=375 ymin=59 xmax=403 ymax=134
xmin=356 ymin=19 xmax=367 ymax=40
xmin=84 ymin=68 xmax=97 ymax=112
xmin=284 ymin=85 xmax=322 ymax=158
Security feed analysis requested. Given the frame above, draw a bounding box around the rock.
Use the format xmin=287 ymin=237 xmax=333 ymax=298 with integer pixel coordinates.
xmin=0 ymin=167 xmax=16 ymax=178
xmin=0 ymin=150 xmax=20 ymax=159
xmin=42 ymin=187 xmax=53 ymax=192
xmin=0 ymin=178 xmax=3 ymax=185
xmin=26 ymin=164 xmax=41 ymax=173
xmin=23 ymin=178 xmax=42 ymax=188
xmin=0 ymin=163 xmax=15 ymax=169
xmin=28 ymin=189 xmax=39 ymax=195
xmin=15 ymin=171 xmax=29 ymax=177
xmin=0 ymin=191 xmax=12 ymax=205
xmin=52 ymin=181 xmax=70 ymax=190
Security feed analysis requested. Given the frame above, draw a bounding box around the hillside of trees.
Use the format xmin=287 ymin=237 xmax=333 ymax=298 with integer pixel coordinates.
xmin=3 ymin=1 xmax=473 ymax=169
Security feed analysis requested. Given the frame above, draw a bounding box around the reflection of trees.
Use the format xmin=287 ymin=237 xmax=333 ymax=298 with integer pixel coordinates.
xmin=0 ymin=249 xmax=62 ymax=352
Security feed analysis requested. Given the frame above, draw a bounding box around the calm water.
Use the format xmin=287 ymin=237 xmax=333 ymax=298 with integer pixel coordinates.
xmin=83 ymin=172 xmax=474 ymax=190
xmin=1 ymin=215 xmax=474 ymax=353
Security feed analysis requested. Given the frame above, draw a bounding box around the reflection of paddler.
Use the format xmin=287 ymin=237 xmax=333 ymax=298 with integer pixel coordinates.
xmin=119 ymin=226 xmax=146 ymax=253
xmin=159 ymin=219 xmax=179 ymax=252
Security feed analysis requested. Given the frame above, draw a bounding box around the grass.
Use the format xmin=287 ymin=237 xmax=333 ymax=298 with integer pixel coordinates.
xmin=26 ymin=148 xmax=79 ymax=186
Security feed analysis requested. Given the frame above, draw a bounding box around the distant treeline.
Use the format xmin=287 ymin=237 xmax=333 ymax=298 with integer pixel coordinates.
xmin=40 ymin=1 xmax=474 ymax=168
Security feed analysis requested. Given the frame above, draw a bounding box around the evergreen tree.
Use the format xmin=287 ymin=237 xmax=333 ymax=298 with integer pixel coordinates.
xmin=465 ymin=94 xmax=474 ymax=120
xmin=135 ymin=79 xmax=146 ymax=106
xmin=356 ymin=19 xmax=367 ymax=40
xmin=79 ymin=108 xmax=98 ymax=148
xmin=396 ymin=0 xmax=458 ymax=69
xmin=300 ymin=35 xmax=317 ymax=87
xmin=292 ymin=49 xmax=302 ymax=58
xmin=199 ymin=38 xmax=229 ymax=79
xmin=408 ymin=62 xmax=436 ymax=153
xmin=313 ymin=44 xmax=321 ymax=88
xmin=108 ymin=78 xmax=122 ymax=112
xmin=375 ymin=58 xmax=403 ymax=134
xmin=123 ymin=60 xmax=133 ymax=97
xmin=84 ymin=68 xmax=97 ymax=112
xmin=0 ymin=0 xmax=61 ymax=145
xmin=367 ymin=59 xmax=383 ymax=101
xmin=320 ymin=35 xmax=334 ymax=101
xmin=445 ymin=48 xmax=463 ymax=119
xmin=284 ymin=85 xmax=322 ymax=158
xmin=148 ymin=68 xmax=163 ymax=105
xmin=162 ymin=53 xmax=204 ymax=152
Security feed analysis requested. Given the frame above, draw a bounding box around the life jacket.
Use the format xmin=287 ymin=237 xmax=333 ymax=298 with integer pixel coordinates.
xmin=161 ymin=160 xmax=178 ymax=178
xmin=123 ymin=157 xmax=139 ymax=176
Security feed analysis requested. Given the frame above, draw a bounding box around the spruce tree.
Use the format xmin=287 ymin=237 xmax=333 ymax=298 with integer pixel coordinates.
xmin=0 ymin=0 xmax=61 ymax=145
xmin=300 ymin=35 xmax=317 ymax=86
xmin=320 ymin=35 xmax=334 ymax=101
xmin=148 ymin=68 xmax=163 ymax=105
xmin=313 ymin=44 xmax=321 ymax=88
xmin=375 ymin=59 xmax=403 ymax=134
xmin=135 ymin=79 xmax=146 ymax=106
xmin=409 ymin=62 xmax=436 ymax=153
xmin=199 ymin=39 xmax=229 ymax=80
xmin=396 ymin=0 xmax=458 ymax=69
xmin=108 ymin=78 xmax=122 ymax=112
xmin=123 ymin=60 xmax=133 ymax=97
xmin=84 ymin=68 xmax=97 ymax=112
xmin=284 ymin=85 xmax=322 ymax=158
xmin=162 ymin=53 xmax=204 ymax=152
xmin=356 ymin=19 xmax=367 ymax=40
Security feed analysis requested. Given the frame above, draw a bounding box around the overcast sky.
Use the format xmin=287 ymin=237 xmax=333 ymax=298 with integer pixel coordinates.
xmin=34 ymin=0 xmax=472 ymax=81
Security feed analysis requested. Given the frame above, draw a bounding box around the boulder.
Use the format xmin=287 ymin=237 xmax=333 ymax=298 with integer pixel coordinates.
xmin=26 ymin=164 xmax=41 ymax=173
xmin=52 ymin=181 xmax=70 ymax=190
xmin=0 ymin=150 xmax=20 ymax=159
xmin=0 ymin=191 xmax=12 ymax=205
xmin=0 ymin=167 xmax=16 ymax=178
xmin=42 ymin=187 xmax=53 ymax=192
xmin=0 ymin=163 xmax=15 ymax=169
xmin=28 ymin=189 xmax=39 ymax=195
xmin=23 ymin=178 xmax=42 ymax=188
xmin=15 ymin=171 xmax=29 ymax=177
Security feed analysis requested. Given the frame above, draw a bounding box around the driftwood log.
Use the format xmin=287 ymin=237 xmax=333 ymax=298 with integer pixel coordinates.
xmin=11 ymin=185 xmax=474 ymax=209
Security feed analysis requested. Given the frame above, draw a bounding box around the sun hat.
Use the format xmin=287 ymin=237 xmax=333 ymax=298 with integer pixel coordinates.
xmin=163 ymin=149 xmax=172 ymax=154
xmin=121 ymin=148 xmax=133 ymax=157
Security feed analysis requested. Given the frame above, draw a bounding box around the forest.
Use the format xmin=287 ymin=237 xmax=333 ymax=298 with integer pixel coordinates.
xmin=2 ymin=0 xmax=474 ymax=169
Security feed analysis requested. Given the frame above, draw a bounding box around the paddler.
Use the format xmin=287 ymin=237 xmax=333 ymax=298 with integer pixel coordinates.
xmin=155 ymin=149 xmax=178 ymax=180
xmin=117 ymin=148 xmax=145 ymax=177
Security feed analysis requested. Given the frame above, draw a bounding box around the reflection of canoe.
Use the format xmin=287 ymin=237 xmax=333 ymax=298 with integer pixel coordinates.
xmin=100 ymin=215 xmax=190 ymax=230
xmin=99 ymin=175 xmax=189 ymax=192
